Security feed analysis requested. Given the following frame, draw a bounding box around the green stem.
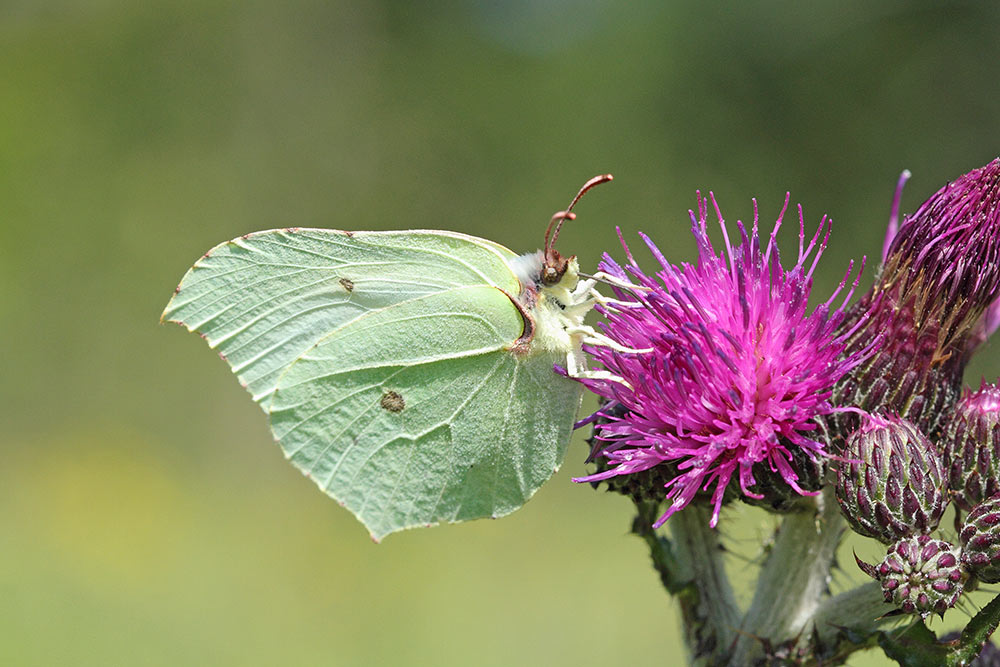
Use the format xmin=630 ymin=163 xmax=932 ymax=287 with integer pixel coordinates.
xmin=633 ymin=502 xmax=689 ymax=595
xmin=730 ymin=486 xmax=845 ymax=664
xmin=812 ymin=582 xmax=893 ymax=661
xmin=634 ymin=502 xmax=740 ymax=663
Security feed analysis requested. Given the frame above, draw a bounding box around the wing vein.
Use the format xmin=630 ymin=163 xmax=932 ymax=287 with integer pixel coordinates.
xmin=343 ymin=357 xmax=507 ymax=524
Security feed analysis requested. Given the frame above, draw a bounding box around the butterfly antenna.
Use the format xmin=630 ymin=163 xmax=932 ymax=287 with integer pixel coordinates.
xmin=543 ymin=211 xmax=576 ymax=261
xmin=544 ymin=174 xmax=614 ymax=257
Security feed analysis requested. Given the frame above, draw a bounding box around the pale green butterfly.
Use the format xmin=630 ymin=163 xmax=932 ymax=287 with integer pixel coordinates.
xmin=161 ymin=175 xmax=637 ymax=540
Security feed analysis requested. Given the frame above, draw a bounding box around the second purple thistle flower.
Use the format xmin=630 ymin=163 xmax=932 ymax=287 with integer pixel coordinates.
xmin=575 ymin=193 xmax=874 ymax=527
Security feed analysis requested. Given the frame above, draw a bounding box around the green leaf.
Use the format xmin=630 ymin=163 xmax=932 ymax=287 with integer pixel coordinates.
xmin=875 ymin=599 xmax=1000 ymax=667
xmin=163 ymin=229 xmax=585 ymax=540
xmin=945 ymin=591 xmax=1000 ymax=665
xmin=878 ymin=620 xmax=947 ymax=667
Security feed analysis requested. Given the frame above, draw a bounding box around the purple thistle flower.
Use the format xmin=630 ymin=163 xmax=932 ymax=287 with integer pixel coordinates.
xmin=575 ymin=193 xmax=872 ymax=527
xmin=836 ymin=158 xmax=1000 ymax=437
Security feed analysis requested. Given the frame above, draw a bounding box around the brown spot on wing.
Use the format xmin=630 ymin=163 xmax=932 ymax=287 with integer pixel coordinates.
xmin=339 ymin=277 xmax=355 ymax=292
xmin=380 ymin=390 xmax=405 ymax=412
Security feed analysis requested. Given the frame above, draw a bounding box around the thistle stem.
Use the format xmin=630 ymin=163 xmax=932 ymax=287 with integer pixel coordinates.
xmin=813 ymin=582 xmax=893 ymax=651
xmin=632 ymin=502 xmax=688 ymax=595
xmin=730 ymin=486 xmax=845 ymax=663
xmin=635 ymin=501 xmax=740 ymax=662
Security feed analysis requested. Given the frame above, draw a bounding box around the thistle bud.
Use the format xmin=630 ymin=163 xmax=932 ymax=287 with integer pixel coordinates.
xmin=836 ymin=413 xmax=947 ymax=543
xmin=836 ymin=159 xmax=1000 ymax=438
xmin=858 ymin=535 xmax=967 ymax=618
xmin=942 ymin=383 xmax=1000 ymax=511
xmin=960 ymin=494 xmax=1000 ymax=584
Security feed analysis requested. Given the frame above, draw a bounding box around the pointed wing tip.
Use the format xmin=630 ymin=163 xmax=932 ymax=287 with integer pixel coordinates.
xmin=159 ymin=307 xmax=180 ymax=327
xmin=365 ymin=517 xmax=447 ymax=542
xmin=159 ymin=305 xmax=177 ymax=326
xmin=160 ymin=289 xmax=211 ymax=334
xmin=365 ymin=523 xmax=408 ymax=543
xmin=158 ymin=307 xmax=194 ymax=332
xmin=160 ymin=281 xmax=188 ymax=325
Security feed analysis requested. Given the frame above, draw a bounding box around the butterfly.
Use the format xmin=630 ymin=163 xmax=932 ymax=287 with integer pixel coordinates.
xmin=161 ymin=175 xmax=637 ymax=540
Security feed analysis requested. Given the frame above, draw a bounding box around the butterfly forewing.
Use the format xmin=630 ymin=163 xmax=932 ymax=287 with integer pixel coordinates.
xmin=162 ymin=229 xmax=521 ymax=408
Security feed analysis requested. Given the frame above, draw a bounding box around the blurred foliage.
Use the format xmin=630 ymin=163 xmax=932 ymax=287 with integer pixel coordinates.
xmin=1 ymin=1 xmax=999 ymax=665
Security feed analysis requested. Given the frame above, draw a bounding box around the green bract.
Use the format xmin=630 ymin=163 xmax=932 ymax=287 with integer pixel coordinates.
xmin=162 ymin=228 xmax=588 ymax=540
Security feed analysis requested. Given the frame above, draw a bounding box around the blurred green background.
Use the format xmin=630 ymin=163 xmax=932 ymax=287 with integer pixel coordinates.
xmin=3 ymin=1 xmax=1000 ymax=665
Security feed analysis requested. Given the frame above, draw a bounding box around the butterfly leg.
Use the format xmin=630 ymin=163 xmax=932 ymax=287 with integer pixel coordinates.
xmin=567 ymin=275 xmax=648 ymax=316
xmin=566 ymin=323 xmax=653 ymax=356
xmin=564 ymin=346 xmax=633 ymax=389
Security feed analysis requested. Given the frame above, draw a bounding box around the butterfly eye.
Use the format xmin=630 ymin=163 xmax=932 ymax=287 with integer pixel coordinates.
xmin=542 ymin=264 xmax=562 ymax=285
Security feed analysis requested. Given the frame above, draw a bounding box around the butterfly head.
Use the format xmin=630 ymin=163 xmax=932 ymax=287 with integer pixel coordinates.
xmin=506 ymin=175 xmax=614 ymax=359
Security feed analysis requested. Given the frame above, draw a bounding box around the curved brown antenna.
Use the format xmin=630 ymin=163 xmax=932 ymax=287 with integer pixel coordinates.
xmin=542 ymin=174 xmax=613 ymax=284
xmin=544 ymin=174 xmax=614 ymax=257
